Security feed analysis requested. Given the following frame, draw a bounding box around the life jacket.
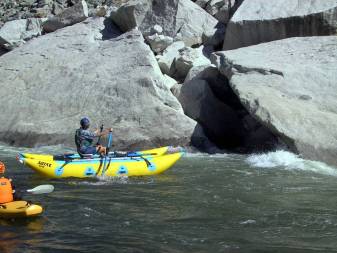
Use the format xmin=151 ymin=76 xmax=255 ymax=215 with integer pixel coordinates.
xmin=75 ymin=128 xmax=82 ymax=151
xmin=0 ymin=177 xmax=14 ymax=204
xmin=75 ymin=128 xmax=94 ymax=152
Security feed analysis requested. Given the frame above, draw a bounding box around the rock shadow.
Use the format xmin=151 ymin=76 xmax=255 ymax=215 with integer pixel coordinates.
xmin=224 ymin=9 xmax=337 ymax=50
xmin=187 ymin=70 xmax=283 ymax=154
xmin=0 ymin=46 xmax=8 ymax=57
xmin=100 ymin=18 xmax=122 ymax=40
xmin=230 ymin=0 xmax=244 ymax=18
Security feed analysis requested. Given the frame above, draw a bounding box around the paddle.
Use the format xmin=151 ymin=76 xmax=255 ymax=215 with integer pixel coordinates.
xmin=26 ymin=184 xmax=54 ymax=195
xmin=102 ymin=130 xmax=113 ymax=175
xmin=96 ymin=124 xmax=104 ymax=145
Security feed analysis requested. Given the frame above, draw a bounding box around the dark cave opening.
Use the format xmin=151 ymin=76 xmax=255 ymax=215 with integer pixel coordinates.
xmin=185 ymin=70 xmax=283 ymax=154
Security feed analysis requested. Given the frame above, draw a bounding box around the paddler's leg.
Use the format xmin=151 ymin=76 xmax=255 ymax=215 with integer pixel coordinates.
xmin=80 ymin=146 xmax=97 ymax=156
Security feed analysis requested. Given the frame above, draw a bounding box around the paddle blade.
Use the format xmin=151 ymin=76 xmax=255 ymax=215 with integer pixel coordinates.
xmin=27 ymin=184 xmax=54 ymax=194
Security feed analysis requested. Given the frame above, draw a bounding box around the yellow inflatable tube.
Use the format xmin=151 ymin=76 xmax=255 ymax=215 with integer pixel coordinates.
xmin=0 ymin=201 xmax=43 ymax=219
xmin=18 ymin=146 xmax=184 ymax=178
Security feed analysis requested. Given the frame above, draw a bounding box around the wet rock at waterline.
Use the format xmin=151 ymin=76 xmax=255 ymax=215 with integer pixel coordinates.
xmin=223 ymin=0 xmax=337 ymax=50
xmin=0 ymin=17 xmax=210 ymax=150
xmin=212 ymin=36 xmax=337 ymax=166
xmin=110 ymin=0 xmax=221 ymax=47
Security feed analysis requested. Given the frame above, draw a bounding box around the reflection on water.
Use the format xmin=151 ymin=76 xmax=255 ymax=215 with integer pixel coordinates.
xmin=0 ymin=145 xmax=337 ymax=252
xmin=0 ymin=218 xmax=44 ymax=253
xmin=0 ymin=231 xmax=19 ymax=253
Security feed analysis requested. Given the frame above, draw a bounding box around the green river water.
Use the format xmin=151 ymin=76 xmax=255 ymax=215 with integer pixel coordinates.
xmin=1 ymin=145 xmax=337 ymax=253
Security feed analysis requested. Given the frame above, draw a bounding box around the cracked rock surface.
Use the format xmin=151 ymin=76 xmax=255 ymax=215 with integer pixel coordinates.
xmin=110 ymin=0 xmax=220 ymax=47
xmin=0 ymin=17 xmax=206 ymax=150
xmin=212 ymin=36 xmax=337 ymax=166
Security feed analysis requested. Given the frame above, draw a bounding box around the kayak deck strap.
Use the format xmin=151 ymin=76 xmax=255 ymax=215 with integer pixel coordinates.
xmin=52 ymin=152 xmax=157 ymax=161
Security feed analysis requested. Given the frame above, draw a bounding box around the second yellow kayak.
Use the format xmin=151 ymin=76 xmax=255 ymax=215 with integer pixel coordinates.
xmin=0 ymin=201 xmax=43 ymax=219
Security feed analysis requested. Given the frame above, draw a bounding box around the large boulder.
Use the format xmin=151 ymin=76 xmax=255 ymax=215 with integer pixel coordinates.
xmin=212 ymin=36 xmax=337 ymax=166
xmin=223 ymin=0 xmax=337 ymax=50
xmin=183 ymin=63 xmax=278 ymax=152
xmin=156 ymin=41 xmax=185 ymax=75
xmin=0 ymin=17 xmax=204 ymax=150
xmin=110 ymin=0 xmax=220 ymax=47
xmin=43 ymin=0 xmax=89 ymax=33
xmin=146 ymin=33 xmax=174 ymax=53
xmin=0 ymin=18 xmax=44 ymax=50
xmin=185 ymin=64 xmax=218 ymax=82
xmin=170 ymin=46 xmax=212 ymax=81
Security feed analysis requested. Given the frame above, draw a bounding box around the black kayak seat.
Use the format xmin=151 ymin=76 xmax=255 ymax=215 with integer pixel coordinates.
xmin=53 ymin=153 xmax=93 ymax=160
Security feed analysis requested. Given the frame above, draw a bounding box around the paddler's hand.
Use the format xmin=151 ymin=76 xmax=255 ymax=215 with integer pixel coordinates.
xmin=104 ymin=128 xmax=112 ymax=135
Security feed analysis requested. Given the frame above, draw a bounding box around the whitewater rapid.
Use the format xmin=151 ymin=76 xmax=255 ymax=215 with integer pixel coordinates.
xmin=0 ymin=143 xmax=336 ymax=178
xmin=246 ymin=150 xmax=337 ymax=177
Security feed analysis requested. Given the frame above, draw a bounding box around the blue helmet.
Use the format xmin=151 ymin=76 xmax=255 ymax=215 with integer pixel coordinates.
xmin=80 ymin=117 xmax=90 ymax=128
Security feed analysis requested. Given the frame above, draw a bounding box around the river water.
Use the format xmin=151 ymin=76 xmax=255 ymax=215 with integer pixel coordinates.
xmin=1 ymin=144 xmax=337 ymax=253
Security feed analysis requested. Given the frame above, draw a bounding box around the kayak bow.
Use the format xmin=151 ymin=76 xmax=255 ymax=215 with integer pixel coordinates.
xmin=0 ymin=201 xmax=43 ymax=219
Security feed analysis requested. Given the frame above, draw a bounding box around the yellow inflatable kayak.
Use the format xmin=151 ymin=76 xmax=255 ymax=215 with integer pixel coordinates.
xmin=17 ymin=146 xmax=185 ymax=178
xmin=0 ymin=201 xmax=43 ymax=219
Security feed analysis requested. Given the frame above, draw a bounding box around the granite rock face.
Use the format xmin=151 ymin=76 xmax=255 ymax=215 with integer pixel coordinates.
xmin=179 ymin=63 xmax=279 ymax=152
xmin=0 ymin=18 xmax=44 ymax=50
xmin=194 ymin=0 xmax=241 ymax=23
xmin=156 ymin=41 xmax=185 ymax=75
xmin=223 ymin=0 xmax=337 ymax=50
xmin=0 ymin=0 xmax=124 ymax=27
xmin=0 ymin=17 xmax=206 ymax=150
xmin=111 ymin=0 xmax=220 ymax=47
xmin=42 ymin=0 xmax=89 ymax=32
xmin=170 ymin=46 xmax=212 ymax=81
xmin=205 ymin=0 xmax=234 ymax=23
xmin=212 ymin=36 xmax=337 ymax=166
xmin=146 ymin=33 xmax=174 ymax=53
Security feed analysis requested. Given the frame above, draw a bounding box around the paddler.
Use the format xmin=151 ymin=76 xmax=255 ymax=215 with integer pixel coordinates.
xmin=75 ymin=117 xmax=112 ymax=156
xmin=0 ymin=161 xmax=20 ymax=204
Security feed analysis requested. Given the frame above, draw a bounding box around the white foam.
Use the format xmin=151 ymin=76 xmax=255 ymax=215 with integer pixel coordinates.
xmin=240 ymin=219 xmax=256 ymax=225
xmin=247 ymin=150 xmax=337 ymax=177
xmin=68 ymin=175 xmax=130 ymax=185
xmin=96 ymin=175 xmax=129 ymax=184
xmin=184 ymin=152 xmax=229 ymax=158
